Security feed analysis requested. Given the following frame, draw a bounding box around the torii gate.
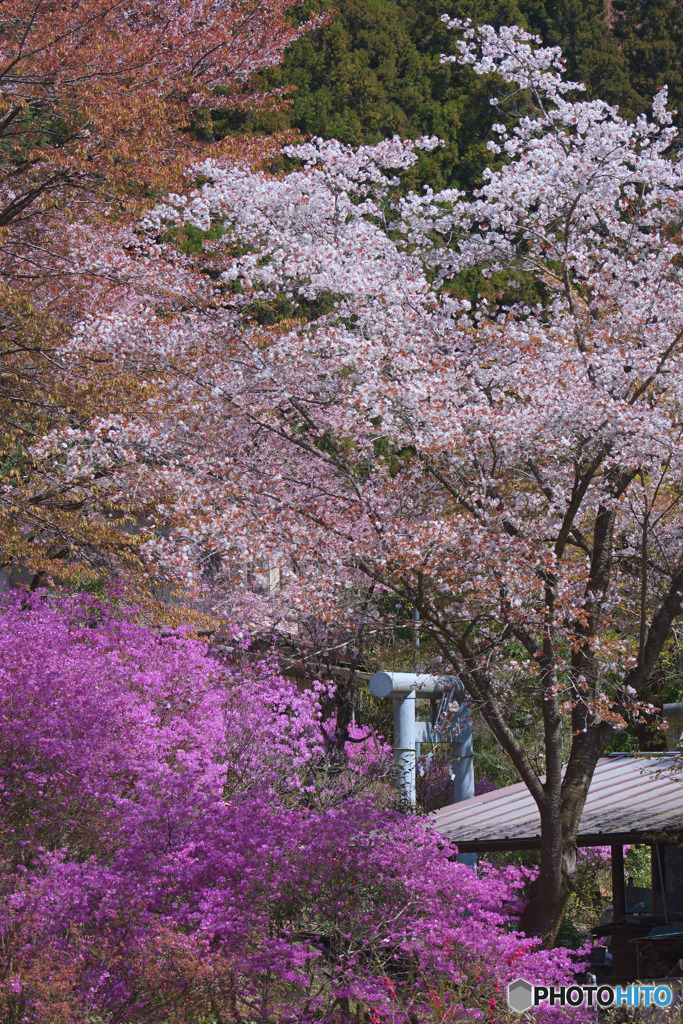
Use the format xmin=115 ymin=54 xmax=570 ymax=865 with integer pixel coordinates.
xmin=368 ymin=671 xmax=476 ymax=866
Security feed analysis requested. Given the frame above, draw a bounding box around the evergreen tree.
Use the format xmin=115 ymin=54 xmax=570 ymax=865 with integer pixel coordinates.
xmin=523 ymin=0 xmax=636 ymax=111
xmin=223 ymin=0 xmax=532 ymax=189
xmin=612 ymin=0 xmax=683 ymax=114
xmin=224 ymin=0 xmax=683 ymax=191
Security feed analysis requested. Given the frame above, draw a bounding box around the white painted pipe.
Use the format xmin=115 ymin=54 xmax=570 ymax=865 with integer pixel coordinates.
xmin=369 ymin=672 xmax=465 ymax=699
xmin=393 ymin=690 xmax=417 ymax=808
xmin=663 ymin=703 xmax=683 ymax=751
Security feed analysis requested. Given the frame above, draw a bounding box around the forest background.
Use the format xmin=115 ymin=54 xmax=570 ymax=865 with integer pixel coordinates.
xmin=238 ymin=0 xmax=683 ymax=191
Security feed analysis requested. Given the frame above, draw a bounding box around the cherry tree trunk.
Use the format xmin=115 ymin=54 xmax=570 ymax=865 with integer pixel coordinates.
xmin=518 ymin=817 xmax=578 ymax=945
xmin=518 ymin=740 xmax=604 ymax=944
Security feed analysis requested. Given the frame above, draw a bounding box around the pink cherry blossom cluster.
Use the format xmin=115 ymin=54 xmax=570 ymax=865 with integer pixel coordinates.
xmin=42 ymin=21 xmax=683 ymax=652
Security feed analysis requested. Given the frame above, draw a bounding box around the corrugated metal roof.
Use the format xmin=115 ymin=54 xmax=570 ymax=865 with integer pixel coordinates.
xmin=429 ymin=753 xmax=683 ymax=851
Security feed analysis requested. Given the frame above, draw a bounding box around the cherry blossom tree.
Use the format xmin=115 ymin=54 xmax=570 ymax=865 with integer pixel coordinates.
xmin=0 ymin=0 xmax=316 ymax=247
xmin=47 ymin=22 xmax=683 ymax=941
xmin=0 ymin=0 xmax=322 ymax=594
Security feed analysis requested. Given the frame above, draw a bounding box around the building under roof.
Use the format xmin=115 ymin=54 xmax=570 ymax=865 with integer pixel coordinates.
xmin=430 ymin=752 xmax=683 ymax=852
xmin=429 ymin=751 xmax=683 ymax=982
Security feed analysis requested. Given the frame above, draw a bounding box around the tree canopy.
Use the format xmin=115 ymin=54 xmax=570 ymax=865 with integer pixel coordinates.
xmin=0 ymin=0 xmax=317 ymax=600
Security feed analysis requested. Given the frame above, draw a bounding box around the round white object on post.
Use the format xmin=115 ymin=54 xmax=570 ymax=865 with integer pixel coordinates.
xmin=368 ymin=672 xmax=464 ymax=699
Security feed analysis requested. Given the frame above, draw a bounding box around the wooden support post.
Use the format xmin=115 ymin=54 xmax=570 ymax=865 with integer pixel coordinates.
xmin=611 ymin=843 xmax=629 ymax=983
xmin=612 ymin=843 xmax=625 ymax=922
xmin=651 ymin=842 xmax=663 ymax=907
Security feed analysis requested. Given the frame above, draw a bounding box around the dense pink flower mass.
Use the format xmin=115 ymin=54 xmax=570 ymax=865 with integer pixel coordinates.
xmin=0 ymin=592 xmax=587 ymax=1022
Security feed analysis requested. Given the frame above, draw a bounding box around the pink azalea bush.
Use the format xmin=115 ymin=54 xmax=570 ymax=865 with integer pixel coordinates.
xmin=0 ymin=592 xmax=591 ymax=1022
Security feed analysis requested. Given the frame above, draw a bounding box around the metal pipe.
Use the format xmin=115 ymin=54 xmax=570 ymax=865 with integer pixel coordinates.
xmin=452 ymin=719 xmax=476 ymax=868
xmin=369 ymin=672 xmax=465 ymax=699
xmin=369 ymin=670 xmax=476 ymax=867
xmin=452 ymin=729 xmax=474 ymax=803
xmin=663 ymin=703 xmax=683 ymax=750
xmin=393 ymin=691 xmax=416 ymax=808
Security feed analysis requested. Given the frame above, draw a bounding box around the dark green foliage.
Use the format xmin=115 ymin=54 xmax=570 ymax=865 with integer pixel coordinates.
xmin=217 ymin=0 xmax=683 ymax=195
xmin=247 ymin=291 xmax=339 ymax=325
xmin=161 ymin=223 xmax=229 ymax=257
xmin=611 ymin=0 xmax=683 ymax=116
xmin=522 ymin=0 xmax=637 ymax=111
xmin=219 ymin=0 xmax=531 ymax=191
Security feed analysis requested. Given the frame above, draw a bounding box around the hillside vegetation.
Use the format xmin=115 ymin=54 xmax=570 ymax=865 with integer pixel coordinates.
xmin=224 ymin=0 xmax=683 ymax=189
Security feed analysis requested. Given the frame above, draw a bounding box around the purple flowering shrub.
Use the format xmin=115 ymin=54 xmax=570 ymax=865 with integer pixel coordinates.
xmin=0 ymin=593 xmax=591 ymax=1022
xmin=417 ymin=749 xmax=497 ymax=813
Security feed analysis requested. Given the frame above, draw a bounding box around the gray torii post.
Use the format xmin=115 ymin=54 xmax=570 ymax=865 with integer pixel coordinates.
xmin=369 ymin=671 xmax=476 ymax=867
